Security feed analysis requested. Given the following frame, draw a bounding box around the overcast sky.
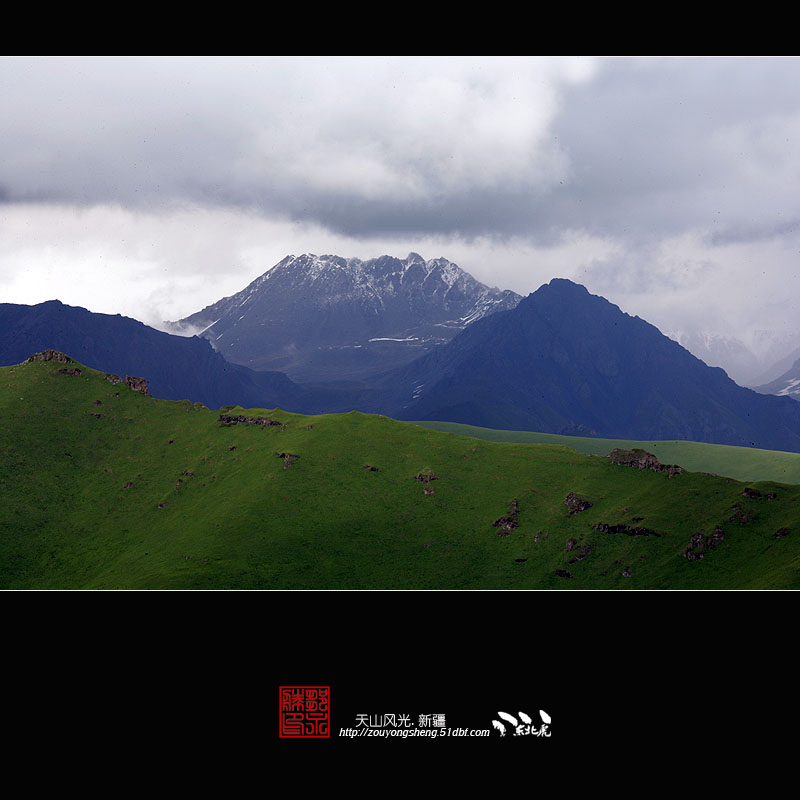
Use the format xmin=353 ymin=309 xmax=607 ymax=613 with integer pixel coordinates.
xmin=2 ymin=55 xmax=800 ymax=359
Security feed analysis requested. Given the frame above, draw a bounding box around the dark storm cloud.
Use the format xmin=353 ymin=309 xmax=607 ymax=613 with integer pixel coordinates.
xmin=708 ymin=217 xmax=800 ymax=246
xmin=258 ymin=184 xmax=547 ymax=239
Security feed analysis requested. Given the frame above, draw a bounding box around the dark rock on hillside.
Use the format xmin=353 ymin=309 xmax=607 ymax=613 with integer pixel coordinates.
xmin=218 ymin=414 xmax=280 ymax=426
xmin=707 ymin=527 xmax=725 ymax=549
xmin=741 ymin=487 xmax=776 ymax=500
xmin=592 ymin=522 xmax=661 ymax=537
xmin=684 ymin=532 xmax=706 ymax=561
xmin=493 ymin=498 xmax=520 ymax=534
xmin=125 ymin=376 xmax=149 ymax=395
xmin=277 ymin=452 xmax=299 ymax=469
xmin=27 ymin=349 xmax=72 ymax=364
xmin=728 ymin=505 xmax=751 ymax=525
xmin=684 ymin=527 xmax=724 ymax=560
xmin=564 ymin=492 xmax=593 ymax=516
xmin=414 ymin=469 xmax=439 ymax=483
xmin=568 ymin=543 xmax=592 ymax=563
xmin=609 ymin=448 xmax=684 ymax=477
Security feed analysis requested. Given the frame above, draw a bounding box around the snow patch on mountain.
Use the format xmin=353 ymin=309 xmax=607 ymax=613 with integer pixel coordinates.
xmin=778 ymin=378 xmax=800 ymax=396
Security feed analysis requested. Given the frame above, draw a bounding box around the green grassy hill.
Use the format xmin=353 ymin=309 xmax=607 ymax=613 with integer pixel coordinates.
xmin=2 ymin=354 xmax=799 ymax=589
xmin=412 ymin=421 xmax=800 ymax=485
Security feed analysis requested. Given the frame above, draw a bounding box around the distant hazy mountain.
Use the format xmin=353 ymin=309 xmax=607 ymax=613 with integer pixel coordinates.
xmin=751 ymin=343 xmax=800 ymax=388
xmin=666 ymin=331 xmax=761 ymax=386
xmin=365 ymin=278 xmax=800 ymax=452
xmin=753 ymin=357 xmax=800 ymax=402
xmin=173 ymin=253 xmax=521 ymax=382
xmin=667 ymin=329 xmax=800 ymax=387
xmin=0 ymin=300 xmax=318 ymax=411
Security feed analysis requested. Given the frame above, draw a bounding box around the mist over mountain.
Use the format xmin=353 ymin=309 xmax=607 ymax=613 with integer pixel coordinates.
xmin=364 ymin=278 xmax=800 ymax=451
xmin=665 ymin=331 xmax=760 ymax=386
xmin=665 ymin=329 xmax=800 ymax=387
xmin=173 ymin=253 xmax=521 ymax=383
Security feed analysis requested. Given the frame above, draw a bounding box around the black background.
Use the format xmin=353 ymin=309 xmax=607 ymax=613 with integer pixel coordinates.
xmin=6 ymin=586 xmax=790 ymax=759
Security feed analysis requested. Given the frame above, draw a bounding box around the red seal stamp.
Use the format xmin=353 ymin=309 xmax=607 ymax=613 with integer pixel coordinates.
xmin=279 ymin=686 xmax=330 ymax=738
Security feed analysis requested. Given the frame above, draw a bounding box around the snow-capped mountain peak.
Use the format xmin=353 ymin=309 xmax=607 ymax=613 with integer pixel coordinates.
xmin=175 ymin=252 xmax=521 ymax=382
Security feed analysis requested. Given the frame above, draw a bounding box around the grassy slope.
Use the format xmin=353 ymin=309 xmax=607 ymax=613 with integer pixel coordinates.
xmin=2 ymin=358 xmax=799 ymax=589
xmin=412 ymin=421 xmax=800 ymax=485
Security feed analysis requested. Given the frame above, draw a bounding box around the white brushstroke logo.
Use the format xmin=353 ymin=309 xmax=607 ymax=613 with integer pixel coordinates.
xmin=491 ymin=710 xmax=551 ymax=737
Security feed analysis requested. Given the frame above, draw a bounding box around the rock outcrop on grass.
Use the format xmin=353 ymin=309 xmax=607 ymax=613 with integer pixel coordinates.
xmin=684 ymin=527 xmax=725 ymax=561
xmin=567 ymin=543 xmax=592 ymax=563
xmin=414 ymin=469 xmax=439 ymax=483
xmin=26 ymin=349 xmax=72 ymax=364
xmin=742 ymin=487 xmax=778 ymax=500
xmin=277 ymin=452 xmax=300 ymax=469
xmin=592 ymin=522 xmax=661 ymax=537
xmin=564 ymin=492 xmax=593 ymax=516
xmin=493 ymin=499 xmax=519 ymax=535
xmin=707 ymin=527 xmax=725 ymax=549
xmin=608 ymin=448 xmax=684 ymax=477
xmin=218 ymin=414 xmax=280 ymax=426
xmin=125 ymin=376 xmax=149 ymax=395
xmin=728 ymin=505 xmax=751 ymax=525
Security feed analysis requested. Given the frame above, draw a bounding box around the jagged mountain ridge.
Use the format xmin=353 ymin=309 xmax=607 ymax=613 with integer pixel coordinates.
xmin=174 ymin=252 xmax=521 ymax=382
